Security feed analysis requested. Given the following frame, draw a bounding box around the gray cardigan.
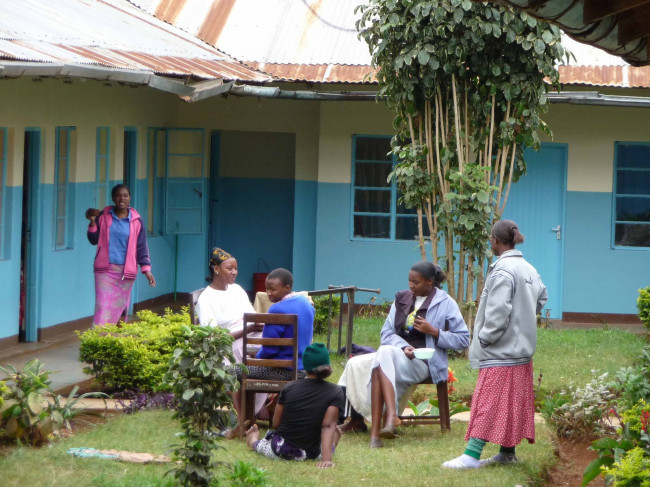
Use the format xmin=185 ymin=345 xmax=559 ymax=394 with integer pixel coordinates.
xmin=469 ymin=249 xmax=548 ymax=369
xmin=381 ymin=288 xmax=470 ymax=384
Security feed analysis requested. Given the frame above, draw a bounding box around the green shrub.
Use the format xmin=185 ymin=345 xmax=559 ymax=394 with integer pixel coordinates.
xmin=0 ymin=380 xmax=8 ymax=409
xmin=164 ymin=325 xmax=241 ymax=487
xmin=0 ymin=359 xmax=105 ymax=445
xmin=638 ymin=287 xmax=650 ymax=332
xmin=542 ymin=372 xmax=617 ymax=438
xmin=313 ymin=295 xmax=341 ymax=335
xmin=600 ymin=447 xmax=650 ymax=487
xmin=620 ymin=399 xmax=650 ymax=439
xmin=78 ymin=308 xmax=189 ymax=392
xmin=223 ymin=460 xmax=271 ymax=487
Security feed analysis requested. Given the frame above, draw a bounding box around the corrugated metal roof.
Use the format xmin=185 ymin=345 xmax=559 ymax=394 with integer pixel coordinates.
xmin=130 ymin=0 xmax=650 ymax=88
xmin=130 ymin=0 xmax=371 ymax=65
xmin=0 ymin=0 xmax=269 ymax=82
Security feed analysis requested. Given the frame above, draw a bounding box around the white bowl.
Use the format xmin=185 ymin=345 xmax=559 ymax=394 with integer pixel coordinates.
xmin=413 ymin=348 xmax=435 ymax=360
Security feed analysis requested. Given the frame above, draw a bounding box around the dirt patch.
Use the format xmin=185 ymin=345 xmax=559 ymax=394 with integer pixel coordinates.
xmin=546 ymin=437 xmax=605 ymax=487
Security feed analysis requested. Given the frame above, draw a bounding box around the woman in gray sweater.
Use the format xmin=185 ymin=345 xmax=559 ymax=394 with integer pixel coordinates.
xmin=444 ymin=219 xmax=547 ymax=469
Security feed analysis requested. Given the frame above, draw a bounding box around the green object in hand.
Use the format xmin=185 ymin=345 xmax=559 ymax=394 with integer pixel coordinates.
xmin=406 ymin=311 xmax=417 ymax=331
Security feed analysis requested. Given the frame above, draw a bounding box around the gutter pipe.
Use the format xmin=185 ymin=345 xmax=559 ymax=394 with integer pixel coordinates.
xmin=229 ymin=85 xmax=650 ymax=107
xmin=4 ymin=61 xmax=650 ymax=107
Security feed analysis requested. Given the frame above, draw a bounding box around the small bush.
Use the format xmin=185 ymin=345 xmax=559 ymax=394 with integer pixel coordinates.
xmin=542 ymin=372 xmax=617 ymax=438
xmin=164 ymin=325 xmax=241 ymax=487
xmin=115 ymin=390 xmax=177 ymax=414
xmin=78 ymin=308 xmax=189 ymax=392
xmin=0 ymin=380 xmax=8 ymax=408
xmin=601 ymin=447 xmax=650 ymax=486
xmin=638 ymin=287 xmax=650 ymax=332
xmin=358 ymin=296 xmax=391 ymax=319
xmin=223 ymin=460 xmax=271 ymax=487
xmin=313 ymin=296 xmax=341 ymax=335
xmin=0 ymin=359 xmax=105 ymax=445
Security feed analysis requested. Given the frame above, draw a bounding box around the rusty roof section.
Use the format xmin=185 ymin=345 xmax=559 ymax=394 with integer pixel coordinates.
xmin=130 ymin=0 xmax=650 ymax=88
xmin=130 ymin=0 xmax=371 ymax=65
xmin=0 ymin=0 xmax=270 ymax=82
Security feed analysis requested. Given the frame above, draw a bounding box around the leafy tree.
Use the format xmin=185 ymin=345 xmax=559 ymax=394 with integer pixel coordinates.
xmin=357 ymin=0 xmax=568 ymax=329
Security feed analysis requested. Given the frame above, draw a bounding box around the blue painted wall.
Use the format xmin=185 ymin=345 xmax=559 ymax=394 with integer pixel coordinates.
xmin=313 ymin=184 xmax=650 ymax=315
xmin=215 ymin=176 xmax=295 ymax=293
xmin=314 ymin=182 xmax=425 ymax=303
xmin=564 ymin=191 xmax=650 ymax=314
xmin=292 ymin=179 xmax=317 ymax=291
xmin=0 ymin=177 xmax=211 ymax=341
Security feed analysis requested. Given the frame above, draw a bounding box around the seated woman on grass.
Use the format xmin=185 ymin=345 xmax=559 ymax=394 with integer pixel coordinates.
xmin=246 ymin=343 xmax=344 ymax=469
xmin=228 ymin=268 xmax=314 ymax=437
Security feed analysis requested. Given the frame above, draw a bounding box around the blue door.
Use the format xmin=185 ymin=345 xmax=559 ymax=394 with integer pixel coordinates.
xmin=501 ymin=143 xmax=567 ymax=319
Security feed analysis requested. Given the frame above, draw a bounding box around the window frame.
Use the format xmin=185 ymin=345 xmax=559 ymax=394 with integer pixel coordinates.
xmin=164 ymin=128 xmax=205 ymax=235
xmin=146 ymin=127 xmax=166 ymax=236
xmin=611 ymin=141 xmax=650 ymax=250
xmin=350 ymin=134 xmax=421 ymax=241
xmin=95 ymin=126 xmax=111 ymax=210
xmin=54 ymin=126 xmax=76 ymax=251
xmin=0 ymin=127 xmax=8 ymax=259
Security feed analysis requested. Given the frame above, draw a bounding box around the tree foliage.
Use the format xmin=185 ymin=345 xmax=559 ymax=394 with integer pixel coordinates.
xmin=356 ymin=0 xmax=568 ymax=327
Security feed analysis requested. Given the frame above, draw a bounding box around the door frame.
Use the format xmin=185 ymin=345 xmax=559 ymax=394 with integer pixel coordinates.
xmin=209 ymin=130 xmax=221 ymax=251
xmin=23 ymin=128 xmax=42 ymax=342
xmin=523 ymin=141 xmax=568 ymax=319
xmin=551 ymin=142 xmax=568 ymax=320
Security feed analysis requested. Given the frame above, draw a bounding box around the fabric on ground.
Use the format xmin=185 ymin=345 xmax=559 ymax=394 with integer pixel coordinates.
xmin=67 ymin=447 xmax=171 ymax=464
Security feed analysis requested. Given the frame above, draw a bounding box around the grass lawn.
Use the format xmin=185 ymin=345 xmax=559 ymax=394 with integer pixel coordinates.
xmin=0 ymin=410 xmax=556 ymax=487
xmin=317 ymin=318 xmax=648 ymax=402
xmin=0 ymin=319 xmax=645 ymax=487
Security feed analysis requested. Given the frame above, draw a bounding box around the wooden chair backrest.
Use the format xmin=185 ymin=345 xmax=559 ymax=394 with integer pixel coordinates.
xmin=189 ymin=288 xmax=205 ymax=325
xmin=241 ymin=312 xmax=299 ymax=372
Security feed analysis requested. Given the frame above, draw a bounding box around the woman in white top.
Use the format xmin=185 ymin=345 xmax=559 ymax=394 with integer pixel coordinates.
xmin=196 ymin=247 xmax=267 ymax=429
xmin=196 ymin=247 xmax=263 ymax=362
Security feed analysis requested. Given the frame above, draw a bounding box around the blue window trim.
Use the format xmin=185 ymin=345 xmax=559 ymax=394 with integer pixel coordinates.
xmin=350 ymin=134 xmax=419 ymax=241
xmin=146 ymin=127 xmax=166 ymax=236
xmin=611 ymin=141 xmax=650 ymax=250
xmin=0 ymin=127 xmax=7 ymax=259
xmin=164 ymin=128 xmax=205 ymax=235
xmin=95 ymin=127 xmax=111 ymax=209
xmin=54 ymin=126 xmax=75 ymax=251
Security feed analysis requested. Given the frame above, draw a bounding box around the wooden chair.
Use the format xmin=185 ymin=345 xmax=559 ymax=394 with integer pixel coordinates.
xmin=397 ymin=318 xmax=452 ymax=432
xmin=240 ymin=312 xmax=299 ymax=432
xmin=189 ymin=288 xmax=205 ymax=325
xmin=397 ymin=378 xmax=451 ymax=431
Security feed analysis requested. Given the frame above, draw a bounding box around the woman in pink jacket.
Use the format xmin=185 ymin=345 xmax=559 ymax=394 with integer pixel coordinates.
xmin=86 ymin=184 xmax=156 ymax=327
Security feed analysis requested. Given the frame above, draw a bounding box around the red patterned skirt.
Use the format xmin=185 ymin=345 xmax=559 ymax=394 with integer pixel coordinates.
xmin=465 ymin=361 xmax=535 ymax=447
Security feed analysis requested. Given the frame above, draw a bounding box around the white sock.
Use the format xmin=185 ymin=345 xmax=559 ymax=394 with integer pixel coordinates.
xmin=442 ymin=454 xmax=481 ymax=469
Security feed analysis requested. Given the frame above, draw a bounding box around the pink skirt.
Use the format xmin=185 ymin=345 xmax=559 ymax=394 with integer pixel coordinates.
xmin=465 ymin=362 xmax=536 ymax=447
xmin=93 ymin=264 xmax=134 ymax=327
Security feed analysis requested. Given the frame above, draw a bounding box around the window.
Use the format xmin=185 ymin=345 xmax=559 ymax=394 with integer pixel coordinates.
xmin=351 ymin=135 xmax=424 ymax=240
xmin=146 ymin=128 xmax=166 ymax=235
xmin=165 ymin=128 xmax=204 ymax=234
xmin=613 ymin=142 xmax=650 ymax=248
xmin=95 ymin=127 xmax=111 ymax=209
xmin=54 ymin=127 xmax=76 ymax=250
xmin=0 ymin=128 xmax=7 ymax=259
